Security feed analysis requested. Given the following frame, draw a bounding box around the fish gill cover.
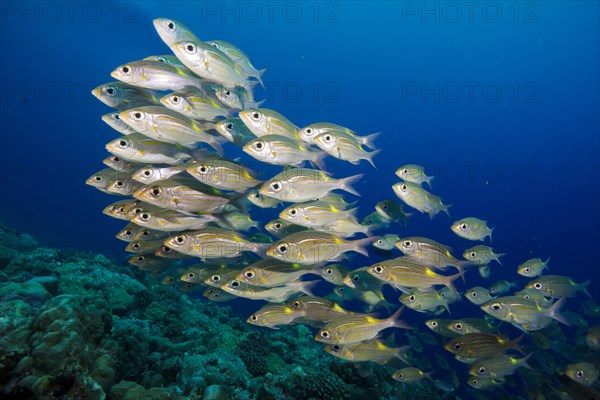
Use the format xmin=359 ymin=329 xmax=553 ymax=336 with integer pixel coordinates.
xmin=1 ymin=3 xmax=599 ymax=400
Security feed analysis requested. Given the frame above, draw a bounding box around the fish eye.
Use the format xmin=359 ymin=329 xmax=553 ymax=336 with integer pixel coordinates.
xmin=576 ymin=370 xmax=584 ymax=378
xmin=376 ymin=240 xmax=383 ymax=245
xmin=292 ymin=301 xmax=301 ymax=308
xmin=132 ymin=243 xmax=140 ymax=250
xmin=251 ymin=111 xmax=261 ymax=120
xmin=471 ymin=291 xmax=478 ymax=297
xmin=289 ymin=209 xmax=297 ymax=215
xmin=106 ymin=87 xmax=116 ymax=96
xmin=198 ymin=165 xmax=208 ymax=174
xmin=150 ymin=187 xmax=162 ymax=196
xmin=187 ymin=273 xmax=195 ymax=278
xmin=325 ymin=268 xmax=333 ymax=275
xmin=226 ymin=122 xmax=234 ymax=130
xmin=250 ymin=315 xmax=258 ymax=321
xmin=132 ymin=207 xmax=143 ymax=214
xmin=470 ymin=252 xmax=476 ymax=258
xmin=323 ymin=134 xmax=333 ymax=143
xmin=401 ymin=184 xmax=407 ymax=191
xmin=117 ymin=139 xmax=129 ymax=148
xmin=374 ymin=266 xmax=383 ymax=274
xmin=403 ymin=169 xmax=408 ymax=174
xmin=121 ymin=66 xmax=130 ymax=74
xmin=524 ymin=267 xmax=530 ymax=272
xmin=478 ymin=367 xmax=486 ymax=375
xmin=331 ymin=344 xmax=341 ymax=352
xmin=143 ymin=169 xmax=152 ymax=176
xmin=184 ymin=43 xmax=197 ymax=53
xmin=224 ymin=90 xmax=232 ymax=97
xmin=471 ymin=379 xmax=478 ymax=384
xmin=408 ymin=295 xmax=416 ymax=302
xmin=115 ymin=180 xmax=124 ymax=187
xmin=244 ymin=270 xmax=255 ymax=278
xmin=124 ymin=230 xmax=132 ymax=236
xmin=171 ymin=96 xmax=180 ymax=104
xmin=270 ymin=181 xmax=282 ymax=192
xmin=277 ymin=243 xmax=289 ymax=254
xmin=274 ymin=223 xmax=282 ymax=229
xmin=453 ymin=343 xmax=462 ymax=350
xmin=533 ymin=282 xmax=543 ymax=290
xmin=455 ymin=323 xmax=463 ymax=330
xmin=163 ymin=246 xmax=172 ymax=253
xmin=133 ymin=112 xmax=143 ymax=120
xmin=231 ymin=280 xmax=240 ymax=288
xmin=211 ymin=275 xmax=221 ymax=282
xmin=175 ymin=235 xmax=186 ymax=244
xmin=305 ymin=128 xmax=313 ymax=135
xmin=460 ymin=223 xmax=468 ymax=230
xmin=396 ymin=373 xmax=403 ymax=379
xmin=404 ymin=240 xmax=412 ymax=247
xmin=94 ymin=176 xmax=102 ymax=182
xmin=136 ymin=256 xmax=144 ymax=262
xmin=166 ymin=20 xmax=175 ymax=30
xmin=382 ymin=204 xmax=388 ymax=210
xmin=352 ymin=274 xmax=360 ymax=282
xmin=430 ymin=321 xmax=438 ymax=327
xmin=491 ymin=303 xmax=501 ymax=311
xmin=320 ymin=330 xmax=330 ymax=338
xmin=112 ymin=156 xmax=120 ymax=161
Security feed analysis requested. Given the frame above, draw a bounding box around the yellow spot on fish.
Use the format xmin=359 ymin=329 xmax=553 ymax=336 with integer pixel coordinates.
xmin=424 ymin=268 xmax=437 ymax=277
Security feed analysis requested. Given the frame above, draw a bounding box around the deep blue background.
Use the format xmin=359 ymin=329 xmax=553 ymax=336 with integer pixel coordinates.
xmin=1 ymin=1 xmax=598 ymax=300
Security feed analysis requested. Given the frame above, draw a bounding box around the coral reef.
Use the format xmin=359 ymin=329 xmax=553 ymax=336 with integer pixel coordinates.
xmin=0 ymin=224 xmax=451 ymax=399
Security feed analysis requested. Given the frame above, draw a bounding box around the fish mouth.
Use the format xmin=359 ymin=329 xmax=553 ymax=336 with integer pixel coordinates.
xmin=91 ymin=87 xmax=101 ymax=99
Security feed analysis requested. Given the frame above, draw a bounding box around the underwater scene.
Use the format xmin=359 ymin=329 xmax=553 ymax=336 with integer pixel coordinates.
xmin=1 ymin=1 xmax=599 ymax=399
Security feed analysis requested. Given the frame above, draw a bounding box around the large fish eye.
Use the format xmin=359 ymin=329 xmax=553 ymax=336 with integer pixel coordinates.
xmin=305 ymin=128 xmax=313 ymax=135
xmin=143 ymin=169 xmax=152 ymax=177
xmin=455 ymin=323 xmax=463 ymax=330
xmin=210 ymin=275 xmax=221 ymax=282
xmin=198 ymin=165 xmax=208 ymax=174
xmin=292 ymin=300 xmax=301 ymax=308
xmin=471 ymin=379 xmax=478 ymax=384
xmin=325 ymin=268 xmax=333 ymax=275
xmin=132 ymin=207 xmax=143 ymax=215
xmin=453 ymin=343 xmax=462 ymax=350
xmin=270 ymin=181 xmax=282 ymax=192
xmin=352 ymin=274 xmax=360 ymax=282
xmin=382 ymin=204 xmax=388 ymax=210
xmin=124 ymin=230 xmax=132 ymax=236
xmin=150 ymin=187 xmax=162 ymax=197
xmin=430 ymin=321 xmax=438 ymax=327
xmin=94 ymin=176 xmax=102 ymax=182
xmin=323 ymin=134 xmax=333 ymax=143
xmin=244 ymin=270 xmax=255 ymax=278
xmin=250 ymin=314 xmax=258 ymax=321
xmin=277 ymin=243 xmax=289 ymax=254
xmin=320 ymin=330 xmax=330 ymax=338
xmin=396 ymin=373 xmax=403 ymax=379
xmin=254 ymin=141 xmax=264 ymax=150
xmin=140 ymin=231 xmax=149 ymax=237
xmin=171 ymin=96 xmax=180 ymax=104
xmin=460 ymin=223 xmax=468 ymax=230
xmin=121 ymin=66 xmax=131 ymax=74
xmin=251 ymin=111 xmax=261 ymax=120
xmin=132 ymin=243 xmax=140 ymax=250
xmin=331 ymin=344 xmax=341 ymax=352
xmin=408 ymin=294 xmax=416 ymax=302
xmin=478 ymin=367 xmax=486 ymax=375
xmin=374 ymin=265 xmax=384 ymax=274
xmin=162 ymin=246 xmax=172 ymax=253
xmin=187 ymin=272 xmax=195 ymax=279
xmin=231 ymin=280 xmax=240 ymax=288
xmin=376 ymin=240 xmax=383 ymax=245
xmin=136 ymin=256 xmax=144 ymax=262
xmin=403 ymin=168 xmax=408 ymax=174
xmin=524 ymin=267 xmax=530 ymax=272
xmin=400 ymin=184 xmax=408 ymax=191
xmin=133 ymin=111 xmax=143 ymax=120
xmin=273 ymin=223 xmax=282 ymax=229
xmin=224 ymin=90 xmax=232 ymax=97
xmin=289 ymin=208 xmax=297 ymax=216
xmin=471 ymin=291 xmax=478 ymax=297
xmin=111 ymin=156 xmax=120 ymax=161
xmin=576 ymin=370 xmax=584 ymax=378
xmin=184 ymin=43 xmax=197 ymax=53
xmin=115 ymin=180 xmax=125 ymax=187
xmin=166 ymin=20 xmax=175 ymax=30
xmin=491 ymin=303 xmax=501 ymax=311
xmin=404 ymin=240 xmax=412 ymax=247
xmin=117 ymin=139 xmax=129 ymax=148
xmin=226 ymin=122 xmax=234 ymax=130
xmin=533 ymin=282 xmax=543 ymax=290
xmin=174 ymin=235 xmax=186 ymax=244
xmin=470 ymin=252 xmax=476 ymax=258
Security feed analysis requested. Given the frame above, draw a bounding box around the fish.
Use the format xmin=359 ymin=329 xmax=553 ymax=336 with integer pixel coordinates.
xmin=396 ymin=164 xmax=434 ymax=188
xmin=119 ymin=106 xmax=223 ymax=152
xmin=391 ymin=367 xmax=432 ymax=383
xmin=247 ymin=304 xmax=300 ymax=328
xmin=400 ymin=290 xmax=451 ymax=314
xmin=203 ymin=287 xmax=237 ymax=302
xmin=103 ymin=199 xmax=139 ymax=221
xmin=444 ymin=333 xmax=523 ymax=359
xmin=315 ymin=192 xmax=358 ymax=210
xmin=125 ymin=240 xmax=164 ymax=254
xmin=393 ymin=181 xmax=451 ymax=219
xmin=469 ymin=354 xmax=532 ymax=379
xmin=246 ymin=189 xmax=281 ymax=209
xmin=489 ymin=280 xmax=517 ymax=295
xmin=215 ymin=118 xmax=257 ymax=146
xmin=565 ymin=362 xmax=599 ymax=386
xmin=373 ymin=234 xmax=401 ymax=250
xmin=361 ymin=211 xmax=391 ymax=230
xmin=439 ymin=287 xmax=461 ymax=304
xmin=103 ymin=155 xmax=142 ymax=172
xmin=467 ymin=377 xmax=505 ymax=391
xmin=343 ymin=267 xmax=384 ymax=291
xmin=239 ymin=108 xmax=299 ymax=139
xmin=375 ymin=200 xmax=412 ymax=226
xmin=279 ymin=201 xmax=357 ymax=228
xmin=91 ymin=82 xmax=160 ymax=110
xmin=266 ymin=231 xmax=376 ymax=265
xmin=102 ymin=112 xmax=138 ymax=135
xmin=128 ymin=254 xmax=177 ymax=271
xmin=153 ymin=18 xmax=200 ymax=47
xmin=464 ymin=286 xmax=497 ymax=306
xmin=116 ymin=222 xmax=147 ymax=242
xmin=132 ymin=209 xmax=219 ymax=231
xmin=425 ymin=319 xmax=459 ymax=338
xmin=481 ymin=296 xmax=570 ymax=328
xmin=260 ymin=168 xmax=363 ymax=202
xmin=525 ymin=275 xmax=591 ymax=298
xmin=451 ymin=217 xmax=494 ymax=242
xmin=143 ymin=54 xmax=184 ymax=66
xmin=155 ymin=244 xmax=191 ymax=259
xmin=313 ymin=130 xmax=380 ymax=168
xmin=463 ymin=245 xmax=505 ymax=265
xmin=86 ymin=168 xmax=129 ymax=193
xmin=286 ymin=296 xmax=355 ymax=323
xmin=297 ymin=122 xmax=379 ymax=149
xmin=219 ymin=211 xmax=260 ymax=232
xmin=131 ymin=164 xmax=187 ymax=184
xmin=317 ymin=264 xmax=352 ymax=286
xmin=214 ymin=85 xmax=264 ymax=110
xmin=395 ymin=236 xmax=469 ymax=272
xmin=133 ymin=178 xmax=233 ymax=213
xmin=187 ymin=158 xmax=262 ymax=192
xmin=243 ymin=134 xmax=326 ymax=169
xmin=325 ymin=340 xmax=409 ymax=364
xmin=318 ymin=217 xmax=372 ymax=238
xmin=206 ymin=40 xmax=266 ymax=86
xmin=106 ymin=178 xmax=144 ymax=196
xmin=111 ymin=60 xmax=204 ymax=92
xmin=478 ymin=264 xmax=491 ymax=279
xmin=264 ymin=219 xmax=310 ymax=239
xmin=164 ymin=227 xmax=268 ymax=259
xmin=221 ymin=279 xmax=317 ymax=302
xmin=582 ymin=299 xmax=600 ymax=318
xmin=517 ymin=258 xmax=550 ymax=277
xmin=315 ymin=307 xmax=411 ymax=344
xmin=447 ymin=318 xmax=498 ymax=335
xmin=160 ymin=91 xmax=233 ymax=121
xmin=237 ymin=260 xmax=318 ymax=287
xmin=106 ymin=133 xmax=197 ymax=165
xmin=366 ymin=256 xmax=465 ymax=294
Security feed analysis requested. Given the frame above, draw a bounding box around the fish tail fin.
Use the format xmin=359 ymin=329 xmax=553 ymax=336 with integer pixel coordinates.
xmin=520 ymin=353 xmax=534 ymax=369
xmin=442 ymin=203 xmax=453 ymax=218
xmin=495 ymin=254 xmax=506 ymax=266
xmin=339 ymin=174 xmax=364 ymax=196
xmin=361 ymin=132 xmax=381 ymax=150
xmin=424 ymin=371 xmax=435 ymax=380
xmin=299 ymin=280 xmax=320 ymax=297
xmin=389 ymin=305 xmax=412 ymax=330
xmin=351 ymin=236 xmax=378 ymax=257
xmin=208 ymin=137 xmax=225 ymax=155
xmin=544 ymin=257 xmax=550 ymax=271
xmin=250 ymin=242 xmax=271 ymax=257
xmin=488 ymin=227 xmax=494 ymax=243
xmin=511 ymin=334 xmax=526 ymax=355
xmin=366 ymin=149 xmax=381 ymax=169
xmin=395 ymin=345 xmax=412 ymax=365
xmin=549 ymin=297 xmax=571 ymax=326
xmin=311 ymin=151 xmax=327 ymax=170
xmin=445 ymin=270 xmax=467 ymax=297
xmin=426 ymin=175 xmax=435 ymax=189
xmin=581 ymin=279 xmax=592 ymax=298
xmin=259 ymin=68 xmax=268 ymax=77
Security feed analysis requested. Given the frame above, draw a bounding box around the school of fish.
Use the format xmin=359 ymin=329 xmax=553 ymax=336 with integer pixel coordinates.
xmin=88 ymin=18 xmax=600 ymax=398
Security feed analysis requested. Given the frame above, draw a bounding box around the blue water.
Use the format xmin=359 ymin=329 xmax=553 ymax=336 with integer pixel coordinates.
xmin=1 ymin=1 xmax=599 ymax=394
